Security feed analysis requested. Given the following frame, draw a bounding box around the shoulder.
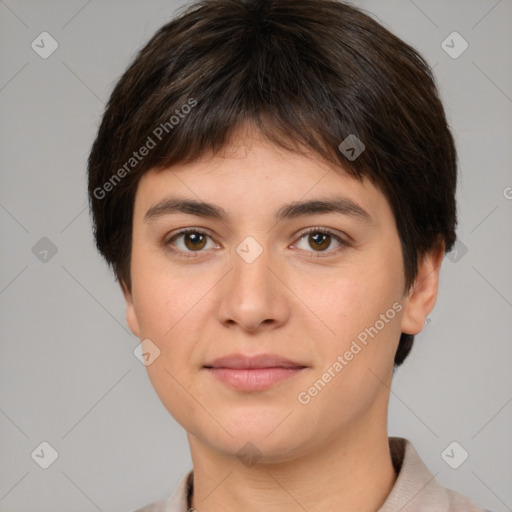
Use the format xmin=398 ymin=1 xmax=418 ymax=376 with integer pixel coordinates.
xmin=384 ymin=438 xmax=491 ymax=512
xmin=130 ymin=470 xmax=193 ymax=512
xmin=132 ymin=498 xmax=168 ymax=512
xmin=446 ymin=488 xmax=496 ymax=512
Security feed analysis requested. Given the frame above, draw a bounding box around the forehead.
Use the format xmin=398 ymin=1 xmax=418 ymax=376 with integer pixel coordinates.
xmin=134 ymin=131 xmax=392 ymax=226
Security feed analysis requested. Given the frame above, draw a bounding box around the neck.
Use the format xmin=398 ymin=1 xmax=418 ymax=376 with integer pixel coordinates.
xmin=187 ymin=424 xmax=397 ymax=512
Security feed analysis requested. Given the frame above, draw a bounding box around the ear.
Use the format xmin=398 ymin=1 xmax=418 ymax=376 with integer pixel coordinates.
xmin=121 ymin=281 xmax=141 ymax=338
xmin=400 ymin=241 xmax=445 ymax=335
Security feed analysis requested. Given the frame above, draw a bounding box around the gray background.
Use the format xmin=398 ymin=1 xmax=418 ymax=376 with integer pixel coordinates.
xmin=1 ymin=0 xmax=511 ymax=511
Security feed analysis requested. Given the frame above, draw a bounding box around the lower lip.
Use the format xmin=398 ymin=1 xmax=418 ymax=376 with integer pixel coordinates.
xmin=205 ymin=367 xmax=306 ymax=391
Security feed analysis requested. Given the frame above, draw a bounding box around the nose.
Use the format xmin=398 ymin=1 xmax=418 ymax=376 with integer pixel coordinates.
xmin=216 ymin=240 xmax=290 ymax=333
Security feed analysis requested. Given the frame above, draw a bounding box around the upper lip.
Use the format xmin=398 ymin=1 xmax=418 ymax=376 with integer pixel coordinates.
xmin=204 ymin=354 xmax=306 ymax=369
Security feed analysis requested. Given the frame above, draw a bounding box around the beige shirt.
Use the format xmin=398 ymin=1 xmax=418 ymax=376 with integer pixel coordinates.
xmin=134 ymin=437 xmax=490 ymax=512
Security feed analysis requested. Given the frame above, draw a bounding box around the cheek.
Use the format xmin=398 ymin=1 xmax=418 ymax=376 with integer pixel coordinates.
xmin=129 ymin=249 xmax=217 ymax=378
xmin=304 ymin=286 xmax=402 ymax=427
xmin=310 ymin=260 xmax=401 ymax=336
xmin=307 ymin=252 xmax=404 ymax=381
xmin=129 ymin=257 xmax=206 ymax=422
xmin=130 ymin=247 xmax=201 ymax=336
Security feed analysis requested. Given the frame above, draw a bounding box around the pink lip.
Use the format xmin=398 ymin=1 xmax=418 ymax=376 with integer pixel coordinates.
xmin=204 ymin=354 xmax=307 ymax=391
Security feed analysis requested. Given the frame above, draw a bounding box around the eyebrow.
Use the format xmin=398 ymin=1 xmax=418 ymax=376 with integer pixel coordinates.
xmin=144 ymin=196 xmax=374 ymax=224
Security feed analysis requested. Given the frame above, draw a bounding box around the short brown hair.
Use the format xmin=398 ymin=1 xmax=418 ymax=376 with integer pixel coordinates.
xmin=87 ymin=0 xmax=457 ymax=366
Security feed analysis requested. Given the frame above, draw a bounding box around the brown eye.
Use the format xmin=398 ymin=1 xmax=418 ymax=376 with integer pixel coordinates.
xmin=182 ymin=232 xmax=207 ymax=251
xmin=166 ymin=229 xmax=217 ymax=255
xmin=308 ymin=232 xmax=331 ymax=251
xmin=294 ymin=228 xmax=348 ymax=256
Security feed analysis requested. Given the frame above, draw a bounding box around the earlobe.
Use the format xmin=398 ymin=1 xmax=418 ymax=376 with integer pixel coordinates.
xmin=121 ymin=282 xmax=141 ymax=338
xmin=400 ymin=242 xmax=445 ymax=335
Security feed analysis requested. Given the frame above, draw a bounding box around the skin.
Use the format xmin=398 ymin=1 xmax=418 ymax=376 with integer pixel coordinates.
xmin=122 ymin=125 xmax=444 ymax=512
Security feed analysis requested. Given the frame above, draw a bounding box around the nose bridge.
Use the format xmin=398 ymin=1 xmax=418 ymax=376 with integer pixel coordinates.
xmin=216 ymin=234 xmax=289 ymax=330
xmin=232 ymin=235 xmax=274 ymax=301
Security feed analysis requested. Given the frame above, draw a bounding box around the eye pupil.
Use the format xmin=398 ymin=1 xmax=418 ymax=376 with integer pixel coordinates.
xmin=309 ymin=232 xmax=330 ymax=251
xmin=185 ymin=232 xmax=207 ymax=250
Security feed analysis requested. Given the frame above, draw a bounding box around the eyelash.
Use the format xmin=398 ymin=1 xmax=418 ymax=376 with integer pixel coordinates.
xmin=164 ymin=227 xmax=350 ymax=259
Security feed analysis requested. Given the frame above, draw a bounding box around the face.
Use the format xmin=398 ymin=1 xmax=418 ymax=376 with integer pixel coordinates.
xmin=123 ymin=128 xmax=440 ymax=463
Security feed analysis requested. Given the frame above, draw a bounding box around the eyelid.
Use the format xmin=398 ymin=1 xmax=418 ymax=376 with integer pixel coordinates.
xmin=164 ymin=226 xmax=216 ymax=244
xmin=294 ymin=226 xmax=350 ymax=242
